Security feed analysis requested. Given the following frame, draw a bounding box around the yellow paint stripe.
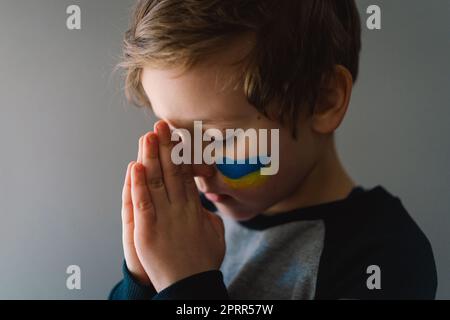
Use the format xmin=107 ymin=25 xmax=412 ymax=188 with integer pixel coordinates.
xmin=222 ymin=170 xmax=269 ymax=189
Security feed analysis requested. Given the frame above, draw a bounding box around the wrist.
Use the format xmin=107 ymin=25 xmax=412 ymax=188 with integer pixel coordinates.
xmin=152 ymin=267 xmax=220 ymax=293
xmin=124 ymin=261 xmax=152 ymax=286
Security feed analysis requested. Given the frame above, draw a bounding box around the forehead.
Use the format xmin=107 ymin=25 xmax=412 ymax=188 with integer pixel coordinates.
xmin=141 ymin=63 xmax=253 ymax=129
xmin=140 ymin=34 xmax=256 ymax=128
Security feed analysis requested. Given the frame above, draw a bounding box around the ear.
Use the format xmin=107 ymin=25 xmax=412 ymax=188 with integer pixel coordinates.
xmin=311 ymin=65 xmax=353 ymax=134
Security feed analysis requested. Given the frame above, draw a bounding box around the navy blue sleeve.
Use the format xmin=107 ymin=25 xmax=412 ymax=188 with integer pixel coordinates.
xmin=109 ymin=261 xmax=157 ymax=300
xmin=152 ymin=270 xmax=229 ymax=300
xmin=109 ymin=261 xmax=229 ymax=300
xmin=314 ymin=193 xmax=437 ymax=300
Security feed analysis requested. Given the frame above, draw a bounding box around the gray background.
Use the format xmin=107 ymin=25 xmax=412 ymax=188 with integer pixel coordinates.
xmin=0 ymin=0 xmax=448 ymax=299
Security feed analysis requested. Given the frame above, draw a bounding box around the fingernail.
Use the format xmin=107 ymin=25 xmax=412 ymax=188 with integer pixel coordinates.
xmin=153 ymin=121 xmax=160 ymax=133
xmin=148 ymin=133 xmax=156 ymax=143
xmin=155 ymin=121 xmax=164 ymax=133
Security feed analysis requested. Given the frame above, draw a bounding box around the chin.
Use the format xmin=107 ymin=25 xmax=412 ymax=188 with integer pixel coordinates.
xmin=214 ymin=201 xmax=261 ymax=221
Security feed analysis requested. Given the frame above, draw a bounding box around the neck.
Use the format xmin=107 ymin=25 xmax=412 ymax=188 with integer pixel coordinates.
xmin=262 ymin=141 xmax=355 ymax=215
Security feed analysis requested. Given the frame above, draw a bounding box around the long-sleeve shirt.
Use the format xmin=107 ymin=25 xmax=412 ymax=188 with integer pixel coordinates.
xmin=109 ymin=186 xmax=437 ymax=300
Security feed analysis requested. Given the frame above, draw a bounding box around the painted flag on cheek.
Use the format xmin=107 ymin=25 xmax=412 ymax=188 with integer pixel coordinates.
xmin=216 ymin=156 xmax=270 ymax=189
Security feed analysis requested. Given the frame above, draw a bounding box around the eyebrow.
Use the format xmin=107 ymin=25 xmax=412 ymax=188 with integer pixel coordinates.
xmin=154 ymin=113 xmax=245 ymax=128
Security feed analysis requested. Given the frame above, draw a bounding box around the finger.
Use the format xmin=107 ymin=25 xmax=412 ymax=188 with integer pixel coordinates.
xmin=155 ymin=120 xmax=187 ymax=204
xmin=137 ymin=136 xmax=144 ymax=163
xmin=142 ymin=131 xmax=170 ymax=210
xmin=131 ymin=162 xmax=155 ymax=228
xmin=121 ymin=161 xmax=135 ymax=226
xmin=207 ymin=211 xmax=225 ymax=241
xmin=121 ymin=161 xmax=150 ymax=284
xmin=121 ymin=163 xmax=144 ymax=268
xmin=181 ymin=162 xmax=201 ymax=209
xmin=192 ymin=164 xmax=215 ymax=178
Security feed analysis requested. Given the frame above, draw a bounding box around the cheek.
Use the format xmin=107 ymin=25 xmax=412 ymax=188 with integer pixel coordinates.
xmin=220 ymin=175 xmax=286 ymax=217
xmin=222 ymin=171 xmax=269 ymax=190
xmin=226 ymin=151 xmax=303 ymax=201
xmin=216 ymin=156 xmax=270 ymax=190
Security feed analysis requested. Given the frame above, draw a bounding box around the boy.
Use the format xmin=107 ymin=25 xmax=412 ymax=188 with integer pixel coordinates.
xmin=110 ymin=0 xmax=437 ymax=299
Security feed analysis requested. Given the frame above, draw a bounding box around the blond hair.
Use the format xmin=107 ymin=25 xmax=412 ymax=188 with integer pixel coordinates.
xmin=119 ymin=0 xmax=361 ymax=137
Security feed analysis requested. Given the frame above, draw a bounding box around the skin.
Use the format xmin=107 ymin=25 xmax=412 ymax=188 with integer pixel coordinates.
xmin=123 ymin=124 xmax=225 ymax=291
xmin=121 ymin=37 xmax=355 ymax=290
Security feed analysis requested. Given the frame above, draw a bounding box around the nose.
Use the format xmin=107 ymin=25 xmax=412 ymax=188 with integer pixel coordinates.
xmin=192 ymin=163 xmax=215 ymax=178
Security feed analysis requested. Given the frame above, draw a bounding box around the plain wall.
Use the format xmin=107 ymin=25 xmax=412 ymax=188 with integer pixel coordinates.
xmin=0 ymin=0 xmax=448 ymax=299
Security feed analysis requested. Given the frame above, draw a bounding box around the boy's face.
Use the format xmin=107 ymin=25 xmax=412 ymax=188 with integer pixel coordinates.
xmin=141 ymin=47 xmax=321 ymax=221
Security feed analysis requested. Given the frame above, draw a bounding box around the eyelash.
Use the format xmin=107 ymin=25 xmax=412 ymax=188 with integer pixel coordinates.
xmin=169 ymin=125 xmax=234 ymax=142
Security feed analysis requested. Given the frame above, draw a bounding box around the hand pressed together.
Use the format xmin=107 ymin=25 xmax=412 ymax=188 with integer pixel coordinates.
xmin=120 ymin=120 xmax=226 ymax=292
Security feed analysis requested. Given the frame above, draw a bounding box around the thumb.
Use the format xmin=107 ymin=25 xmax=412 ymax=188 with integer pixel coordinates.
xmin=206 ymin=210 xmax=225 ymax=239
